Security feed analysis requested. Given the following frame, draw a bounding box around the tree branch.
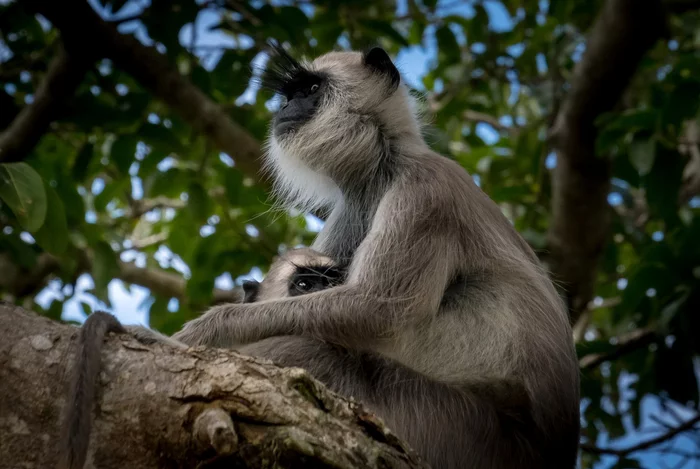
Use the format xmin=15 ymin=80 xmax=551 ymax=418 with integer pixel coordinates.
xmin=579 ymin=327 xmax=658 ymax=370
xmin=0 ymin=45 xmax=89 ymax=163
xmin=27 ymin=0 xmax=267 ymax=186
xmin=428 ymin=94 xmax=517 ymax=135
xmin=127 ymin=196 xmax=187 ymax=218
xmin=547 ymin=0 xmax=668 ymax=324
xmin=581 ymin=415 xmax=700 ymax=456
xmin=0 ymin=304 xmax=428 ymax=468
xmin=117 ymin=258 xmax=242 ymax=304
xmin=462 ymin=110 xmax=516 ymax=135
xmin=0 ymin=250 xmax=242 ymax=305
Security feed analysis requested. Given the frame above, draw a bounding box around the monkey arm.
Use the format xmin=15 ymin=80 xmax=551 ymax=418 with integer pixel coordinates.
xmin=173 ymin=285 xmax=380 ymax=348
xmin=173 ymin=230 xmax=454 ymax=349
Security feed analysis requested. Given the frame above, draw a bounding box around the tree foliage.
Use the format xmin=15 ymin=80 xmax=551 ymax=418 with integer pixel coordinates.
xmin=0 ymin=0 xmax=699 ymax=467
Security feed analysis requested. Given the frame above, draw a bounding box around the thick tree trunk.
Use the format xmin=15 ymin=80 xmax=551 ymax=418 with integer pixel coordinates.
xmin=0 ymin=303 xmax=427 ymax=469
xmin=547 ymin=0 xmax=668 ymax=324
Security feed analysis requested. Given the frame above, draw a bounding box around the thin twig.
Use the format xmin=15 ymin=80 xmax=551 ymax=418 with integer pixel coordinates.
xmin=581 ymin=416 xmax=700 ymax=456
xmin=579 ymin=327 xmax=657 ymax=370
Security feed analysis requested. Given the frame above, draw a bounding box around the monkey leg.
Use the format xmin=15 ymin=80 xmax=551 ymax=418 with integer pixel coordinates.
xmin=238 ymin=336 xmax=555 ymax=469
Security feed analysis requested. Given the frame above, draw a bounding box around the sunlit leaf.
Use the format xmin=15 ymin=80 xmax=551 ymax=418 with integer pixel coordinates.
xmin=0 ymin=162 xmax=47 ymax=232
xmin=629 ymin=138 xmax=656 ymax=176
xmin=34 ymin=182 xmax=69 ymax=255
xmin=92 ymin=241 xmax=119 ymax=304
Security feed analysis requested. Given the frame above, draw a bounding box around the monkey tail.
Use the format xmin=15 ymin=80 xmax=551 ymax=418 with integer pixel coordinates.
xmin=58 ymin=312 xmax=126 ymax=469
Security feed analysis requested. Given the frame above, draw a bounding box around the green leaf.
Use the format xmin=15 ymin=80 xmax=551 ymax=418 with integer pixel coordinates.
xmin=0 ymin=162 xmax=47 ymax=231
xmin=168 ymin=209 xmax=199 ymax=262
xmin=149 ymin=168 xmax=190 ymax=198
xmin=102 ymin=0 xmax=129 ymax=14
xmin=223 ymin=170 xmax=244 ymax=206
xmin=576 ymin=339 xmax=618 ymax=359
xmin=469 ymin=5 xmax=490 ymax=43
xmin=34 ymin=182 xmax=69 ymax=255
xmin=187 ymin=182 xmax=210 ymax=222
xmin=139 ymin=123 xmax=182 ymax=153
xmin=72 ymin=142 xmax=95 ymax=182
xmin=92 ymin=241 xmax=119 ymax=304
xmin=662 ymin=82 xmax=700 ymax=130
xmin=0 ymin=232 xmax=38 ymax=268
xmin=612 ymin=457 xmax=641 ymax=468
xmin=110 ymin=135 xmax=138 ymax=174
xmin=45 ymin=298 xmax=65 ymax=321
xmin=362 ymin=20 xmax=409 ymax=47
xmin=408 ymin=21 xmax=426 ymax=44
xmin=436 ymin=26 xmax=460 ymax=62
xmin=94 ymin=178 xmax=128 ymax=212
xmin=629 ymin=138 xmax=656 ymax=176
xmin=644 ymin=145 xmax=685 ymax=228
xmin=279 ymin=6 xmax=309 ymax=41
xmin=655 ymin=337 xmax=699 ymax=406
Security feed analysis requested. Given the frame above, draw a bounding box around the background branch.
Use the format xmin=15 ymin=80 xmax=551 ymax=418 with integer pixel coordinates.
xmin=117 ymin=258 xmax=242 ymax=304
xmin=581 ymin=415 xmax=700 ymax=456
xmin=27 ymin=0 xmax=267 ymax=187
xmin=0 ymin=46 xmax=89 ymax=163
xmin=579 ymin=327 xmax=658 ymax=370
xmin=0 ymin=251 xmax=242 ymax=306
xmin=546 ymin=0 xmax=668 ymax=324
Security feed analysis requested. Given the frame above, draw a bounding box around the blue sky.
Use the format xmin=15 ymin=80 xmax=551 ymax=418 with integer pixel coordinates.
xmin=10 ymin=0 xmax=698 ymax=467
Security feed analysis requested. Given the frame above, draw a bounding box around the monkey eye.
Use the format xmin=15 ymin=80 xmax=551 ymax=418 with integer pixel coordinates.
xmin=295 ymin=280 xmax=312 ymax=291
xmin=309 ymin=83 xmax=319 ymax=94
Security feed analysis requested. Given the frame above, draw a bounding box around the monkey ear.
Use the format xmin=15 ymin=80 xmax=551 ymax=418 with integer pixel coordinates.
xmin=241 ymin=280 xmax=260 ymax=303
xmin=363 ymin=47 xmax=400 ymax=92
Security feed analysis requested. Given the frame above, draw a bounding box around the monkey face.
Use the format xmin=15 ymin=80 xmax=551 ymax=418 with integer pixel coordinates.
xmin=261 ymin=45 xmax=402 ymax=141
xmin=260 ymin=43 xmax=422 ymax=205
xmin=272 ymin=73 xmax=325 ymax=137
xmin=288 ymin=265 xmax=344 ymax=296
xmin=240 ymin=248 xmax=345 ymax=303
xmin=240 ymin=264 xmax=344 ymax=303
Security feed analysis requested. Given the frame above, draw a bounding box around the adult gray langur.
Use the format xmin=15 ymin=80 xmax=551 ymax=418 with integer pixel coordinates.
xmin=169 ymin=44 xmax=581 ymax=469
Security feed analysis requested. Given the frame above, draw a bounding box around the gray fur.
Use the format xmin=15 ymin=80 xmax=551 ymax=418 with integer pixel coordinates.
xmin=172 ymin=47 xmax=581 ymax=469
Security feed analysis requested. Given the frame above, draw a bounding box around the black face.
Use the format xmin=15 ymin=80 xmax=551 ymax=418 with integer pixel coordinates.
xmin=260 ymin=42 xmax=401 ymax=137
xmin=260 ymin=41 xmax=326 ymax=136
xmin=240 ymin=264 xmax=345 ymax=303
xmin=273 ymin=75 xmax=324 ymax=136
xmin=288 ymin=265 xmax=344 ymax=297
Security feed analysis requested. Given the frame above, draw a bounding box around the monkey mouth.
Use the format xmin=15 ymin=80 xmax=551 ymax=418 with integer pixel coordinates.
xmin=273 ymin=117 xmax=301 ymax=136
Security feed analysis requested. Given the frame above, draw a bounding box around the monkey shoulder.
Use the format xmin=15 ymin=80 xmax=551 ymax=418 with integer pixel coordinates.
xmin=387 ymin=168 xmax=472 ymax=228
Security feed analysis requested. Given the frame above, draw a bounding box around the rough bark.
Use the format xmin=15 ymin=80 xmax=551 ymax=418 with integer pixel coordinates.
xmin=547 ymin=0 xmax=668 ymax=324
xmin=0 ymin=46 xmax=89 ymax=163
xmin=25 ymin=0 xmax=266 ymax=186
xmin=0 ymin=303 xmax=428 ymax=469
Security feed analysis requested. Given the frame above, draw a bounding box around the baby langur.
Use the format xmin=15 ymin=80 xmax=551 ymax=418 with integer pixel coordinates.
xmin=57 ymin=247 xmax=345 ymax=469
xmin=170 ymin=43 xmax=581 ymax=469
xmin=241 ymin=247 xmax=345 ymax=302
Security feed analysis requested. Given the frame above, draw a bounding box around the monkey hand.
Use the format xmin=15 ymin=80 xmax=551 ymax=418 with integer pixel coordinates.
xmin=125 ymin=325 xmax=189 ymax=350
xmin=172 ymin=304 xmax=254 ymax=349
